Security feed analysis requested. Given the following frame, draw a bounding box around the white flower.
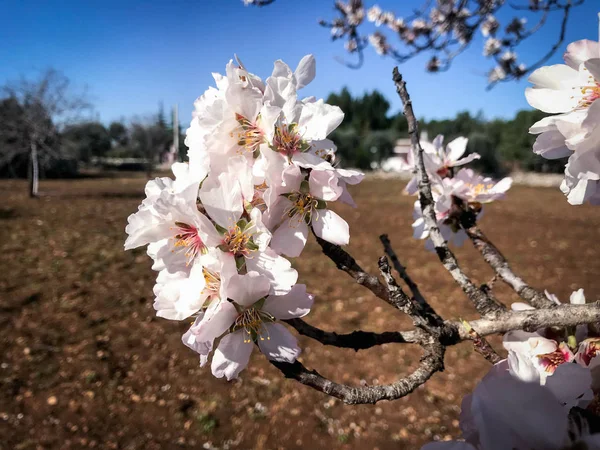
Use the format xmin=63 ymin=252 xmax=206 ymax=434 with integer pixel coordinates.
xmin=368 ymin=32 xmax=391 ymax=55
xmin=411 ymin=176 xmax=469 ymax=250
xmin=488 ymin=66 xmax=506 ymax=83
xmin=503 ymin=330 xmax=575 ymax=385
xmin=421 ymin=135 xmax=481 ymax=176
xmin=124 ymin=176 xmax=219 ymax=272
xmin=501 ymin=51 xmax=517 ymax=63
xmin=367 ymin=5 xmax=383 ymax=24
xmin=560 ymin=148 xmax=600 ymax=205
xmin=453 ymin=168 xmax=512 ymax=204
xmin=152 ymin=248 xmax=236 ymax=320
xmin=183 ymin=272 xmax=313 ymax=379
xmin=525 ymin=39 xmax=600 ymax=204
xmin=483 ymin=38 xmax=501 ymax=56
xmin=266 ymin=165 xmax=351 ymax=256
xmin=480 ymin=15 xmax=498 ymax=37
xmin=422 ymin=360 xmax=595 ymax=450
xmin=198 ymin=163 xmax=298 ymax=295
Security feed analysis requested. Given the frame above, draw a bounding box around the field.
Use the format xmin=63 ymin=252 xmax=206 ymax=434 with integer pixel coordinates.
xmin=1 ymin=174 xmax=600 ymax=450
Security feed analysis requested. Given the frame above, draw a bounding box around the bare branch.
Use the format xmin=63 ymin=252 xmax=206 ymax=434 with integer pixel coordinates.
xmin=392 ymin=67 xmax=504 ymax=317
xmin=275 ymin=302 xmax=600 ymax=403
xmin=464 ymin=303 xmax=600 ymax=339
xmin=379 ymin=234 xmax=429 ymax=309
xmin=271 ymin=340 xmax=445 ymax=405
xmin=285 ymin=318 xmax=422 ymax=348
xmin=378 ymin=256 xmax=445 ymax=336
xmin=461 ymin=221 xmax=555 ymax=309
xmin=314 ymin=233 xmax=390 ymax=303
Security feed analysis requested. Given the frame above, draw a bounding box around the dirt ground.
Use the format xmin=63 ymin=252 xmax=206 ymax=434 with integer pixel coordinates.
xmin=1 ymin=174 xmax=600 ymax=450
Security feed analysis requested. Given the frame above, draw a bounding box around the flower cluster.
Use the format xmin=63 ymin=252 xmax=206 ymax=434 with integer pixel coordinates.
xmin=526 ymin=38 xmax=600 ymax=205
xmin=124 ymin=55 xmax=363 ymax=379
xmin=504 ymin=289 xmax=600 ymax=387
xmin=422 ymin=289 xmax=600 ymax=450
xmin=422 ymin=361 xmax=600 ymax=449
xmin=390 ymin=134 xmax=512 ymax=249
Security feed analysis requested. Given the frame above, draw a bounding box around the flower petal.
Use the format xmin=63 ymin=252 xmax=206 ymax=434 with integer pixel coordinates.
xmin=226 ymin=271 xmax=271 ymax=307
xmin=294 ymin=54 xmax=316 ymax=90
xmin=257 ymin=323 xmax=301 ymax=362
xmin=270 ymin=217 xmax=309 ymax=257
xmin=246 ymin=248 xmax=298 ymax=295
xmin=263 ymin=284 xmax=314 ymax=319
xmin=312 ymin=209 xmax=349 ymax=246
xmin=472 ymin=375 xmax=568 ymax=450
xmin=192 ymin=300 xmax=238 ymax=343
xmin=211 ymin=331 xmax=253 ymax=380
xmin=532 ymin=130 xmax=572 ymax=159
xmin=564 ymin=39 xmax=600 ymax=69
xmin=446 ymin=137 xmax=468 ymax=163
xmin=309 ymin=169 xmax=343 ymax=201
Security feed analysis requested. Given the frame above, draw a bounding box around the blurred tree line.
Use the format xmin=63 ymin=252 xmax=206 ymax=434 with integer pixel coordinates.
xmin=0 ymin=71 xmax=567 ymax=197
xmin=326 ymin=87 xmax=567 ymax=175
xmin=0 ymin=70 xmax=186 ymax=196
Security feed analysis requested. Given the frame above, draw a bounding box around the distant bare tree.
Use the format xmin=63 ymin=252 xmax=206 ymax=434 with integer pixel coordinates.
xmin=244 ymin=0 xmax=585 ymax=88
xmin=0 ymin=69 xmax=90 ymax=197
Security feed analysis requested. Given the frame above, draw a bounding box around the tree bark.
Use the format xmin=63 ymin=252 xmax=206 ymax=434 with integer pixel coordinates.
xmin=29 ymin=141 xmax=39 ymax=198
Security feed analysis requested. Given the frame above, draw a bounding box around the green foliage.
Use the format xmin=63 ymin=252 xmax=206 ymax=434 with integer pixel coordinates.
xmin=108 ymin=121 xmax=128 ymax=147
xmin=62 ymin=122 xmax=111 ymax=162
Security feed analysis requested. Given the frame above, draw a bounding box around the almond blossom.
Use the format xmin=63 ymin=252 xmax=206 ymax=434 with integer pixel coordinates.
xmin=412 ymin=175 xmax=469 ymax=250
xmin=421 ymin=135 xmax=481 ymax=177
xmin=183 ymin=272 xmax=313 ymax=380
xmin=125 ymin=54 xmax=363 ymax=381
xmin=422 ymin=363 xmax=598 ymax=450
xmin=526 ymin=38 xmax=600 ymax=204
xmin=452 ymin=168 xmax=512 ymax=204
xmin=266 ymin=165 xmax=350 ymax=256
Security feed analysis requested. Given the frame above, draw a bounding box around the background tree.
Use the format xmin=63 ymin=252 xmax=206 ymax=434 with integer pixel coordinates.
xmin=0 ymin=69 xmax=90 ymax=196
xmin=108 ymin=121 xmax=129 ymax=147
xmin=62 ymin=122 xmax=111 ymax=163
xmin=130 ymin=108 xmax=171 ymax=178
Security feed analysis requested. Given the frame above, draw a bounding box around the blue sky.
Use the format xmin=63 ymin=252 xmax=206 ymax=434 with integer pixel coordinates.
xmin=1 ymin=0 xmax=598 ymax=125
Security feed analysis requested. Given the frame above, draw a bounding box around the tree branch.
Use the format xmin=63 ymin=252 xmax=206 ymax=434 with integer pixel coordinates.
xmin=461 ymin=221 xmax=555 ymax=309
xmin=392 ymin=67 xmax=504 ymax=317
xmin=379 ymin=233 xmax=438 ymax=317
xmin=314 ymin=233 xmax=390 ymax=303
xmin=285 ymin=317 xmax=422 ymax=348
xmin=271 ymin=340 xmax=445 ymax=405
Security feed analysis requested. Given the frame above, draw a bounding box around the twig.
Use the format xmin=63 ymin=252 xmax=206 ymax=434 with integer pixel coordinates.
xmin=378 ymin=256 xmax=445 ymax=336
xmin=285 ymin=318 xmax=423 ymax=348
xmin=392 ymin=67 xmax=504 ymax=317
xmin=461 ymin=320 xmax=503 ymax=364
xmin=271 ymin=340 xmax=445 ymax=405
xmin=379 ymin=234 xmax=427 ymax=307
xmin=462 ymin=222 xmax=554 ymax=309
xmin=314 ymin=234 xmax=390 ymax=302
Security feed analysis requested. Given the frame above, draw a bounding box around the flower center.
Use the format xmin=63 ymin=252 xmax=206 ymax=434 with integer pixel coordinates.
xmin=469 ymin=182 xmax=495 ymax=197
xmin=221 ymin=223 xmax=257 ymax=257
xmin=437 ymin=167 xmax=450 ymax=178
xmin=578 ymin=338 xmax=600 ymax=366
xmin=202 ymin=268 xmax=220 ymax=295
xmin=537 ymin=344 xmax=573 ymax=374
xmin=250 ymin=182 xmax=268 ymax=209
xmin=233 ymin=113 xmax=264 ymax=155
xmin=232 ymin=307 xmax=275 ymax=343
xmin=272 ymin=122 xmax=309 ymax=157
xmin=283 ymin=191 xmax=320 ymax=224
xmin=172 ymin=222 xmax=206 ymax=264
xmin=578 ymin=74 xmax=600 ymax=108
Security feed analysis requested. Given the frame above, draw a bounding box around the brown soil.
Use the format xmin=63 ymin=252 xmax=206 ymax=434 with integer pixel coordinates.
xmin=1 ymin=174 xmax=599 ymax=450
